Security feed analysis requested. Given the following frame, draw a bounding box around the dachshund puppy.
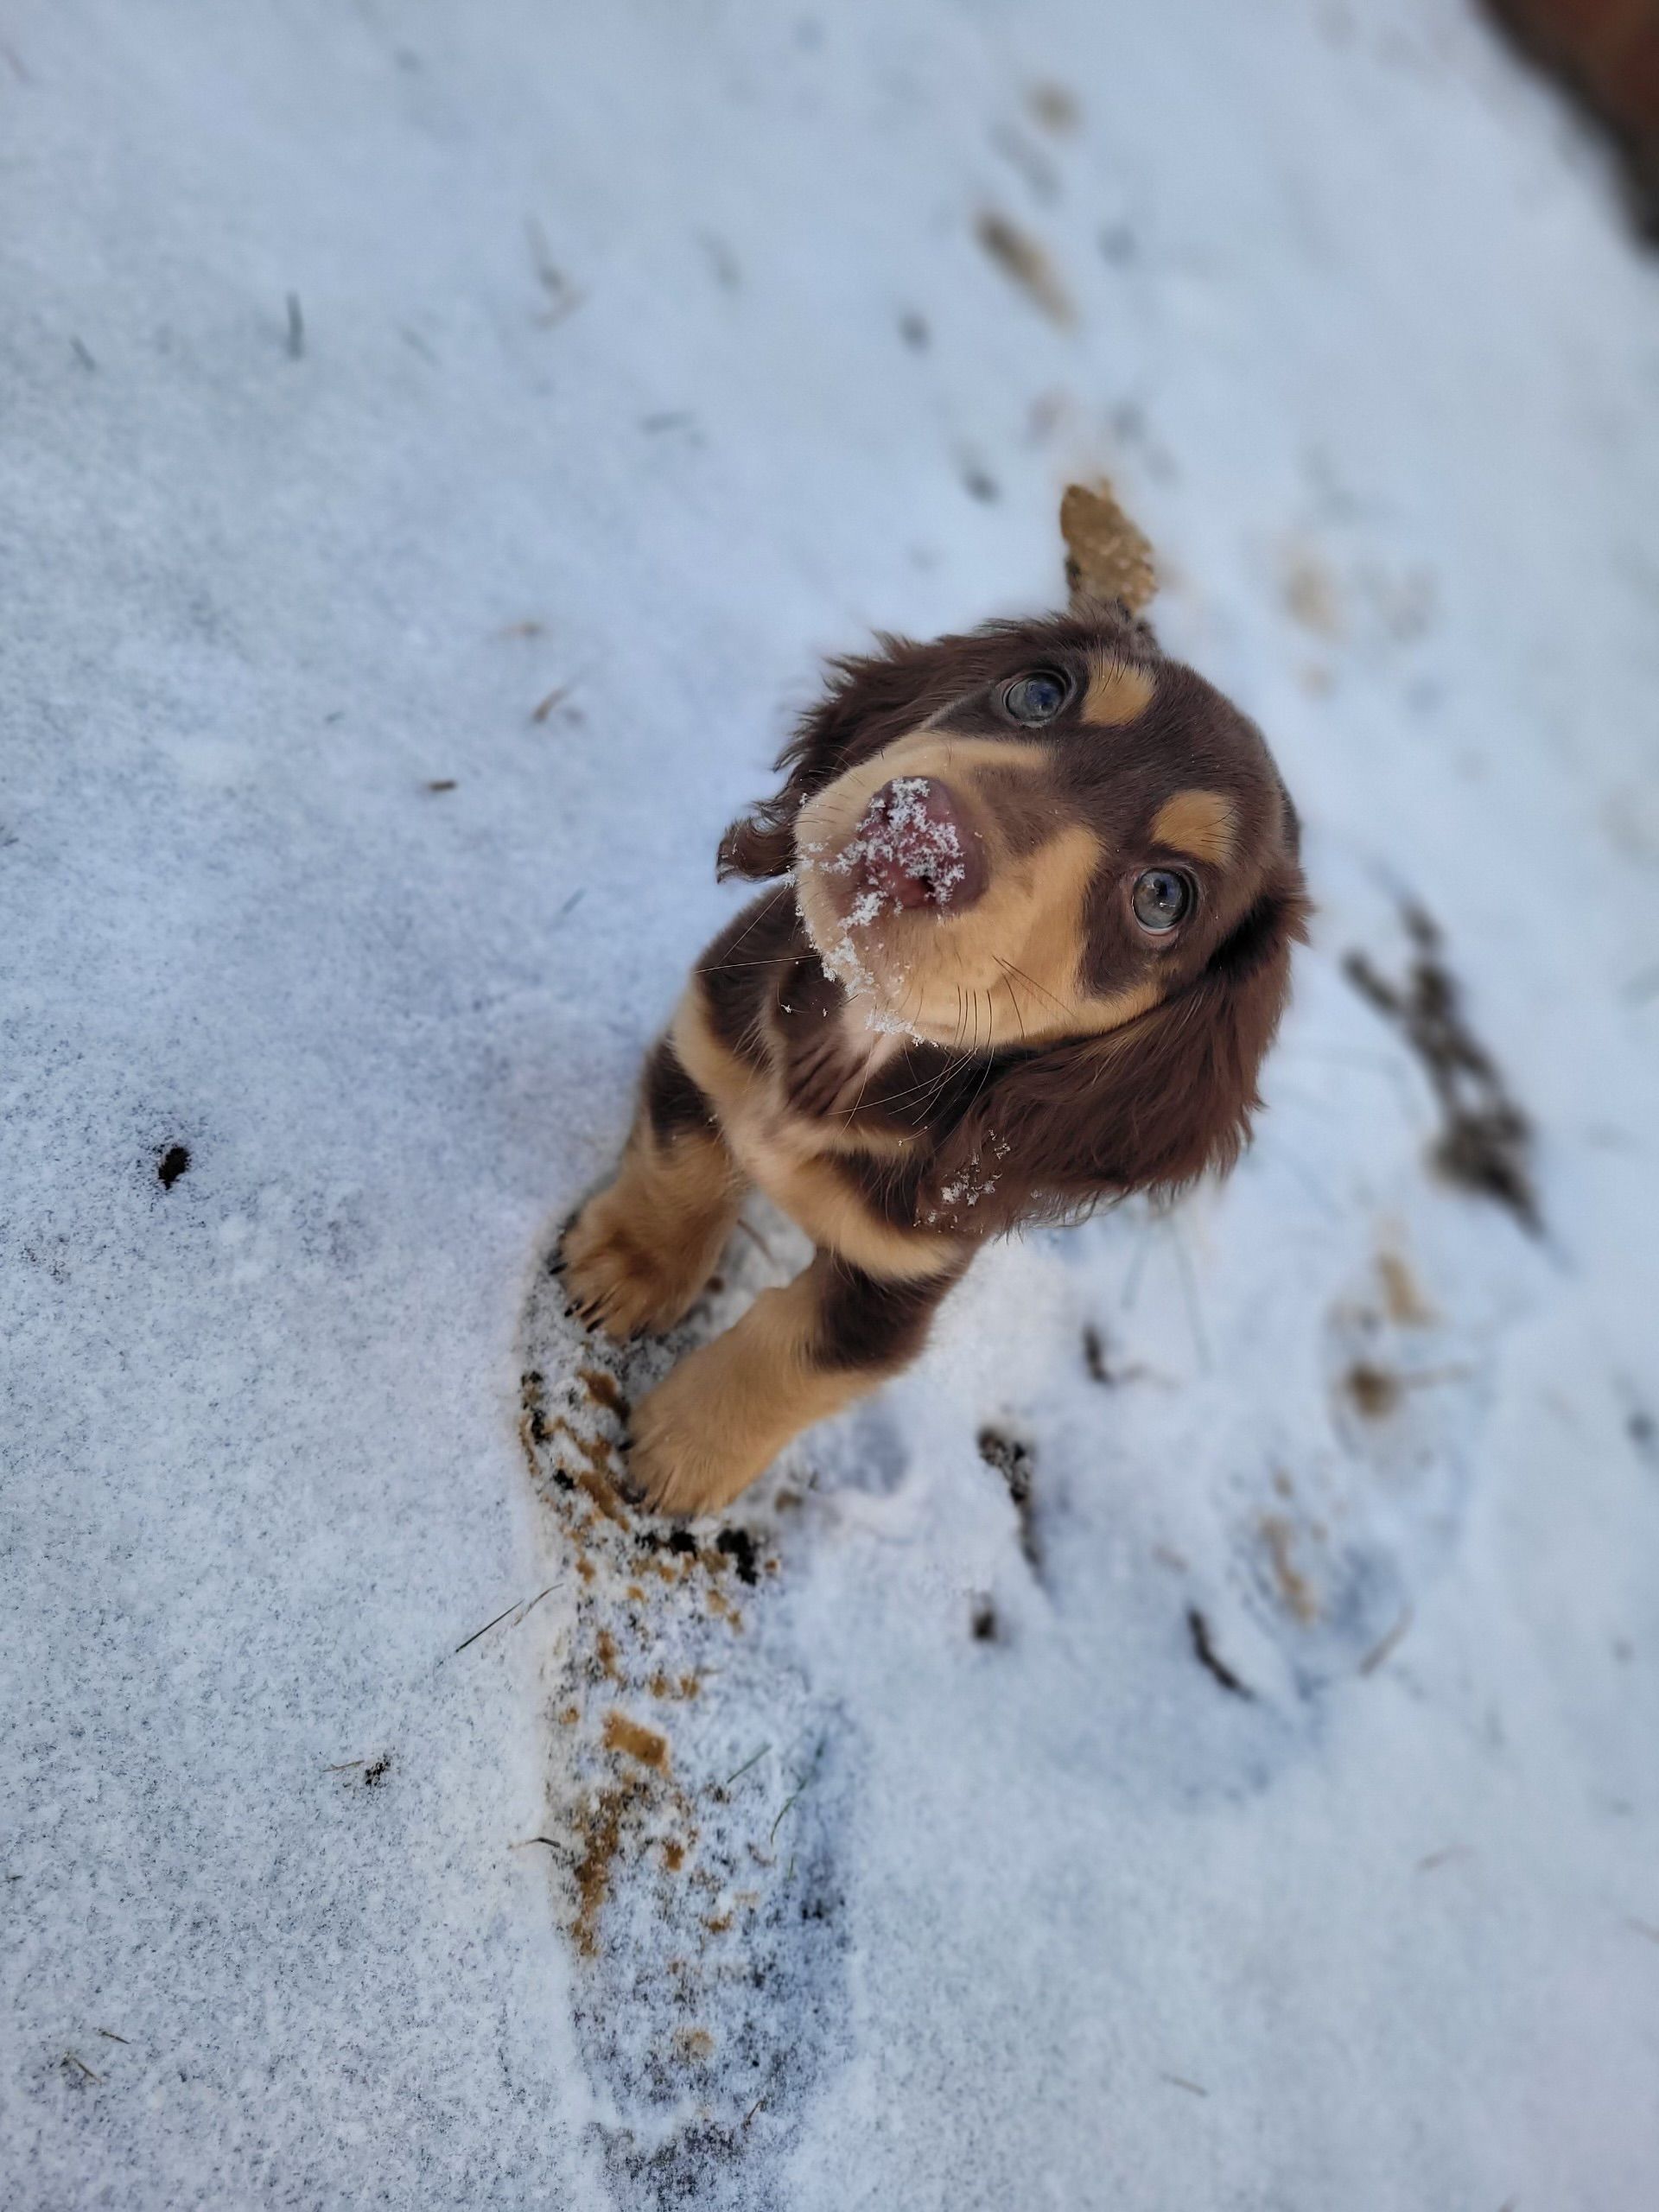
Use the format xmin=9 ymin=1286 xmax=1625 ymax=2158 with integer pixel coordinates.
xmin=562 ymin=598 xmax=1306 ymax=1516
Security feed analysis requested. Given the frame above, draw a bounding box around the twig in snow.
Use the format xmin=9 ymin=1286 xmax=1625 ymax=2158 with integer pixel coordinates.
xmin=767 ymin=1734 xmax=827 ymax=1847
xmin=62 ymin=2052 xmax=103 ymax=2083
xmin=531 ymin=683 xmax=575 ymax=724
xmin=94 ymin=2028 xmax=130 ymax=2045
xmin=1186 ymin=1607 xmax=1252 ymax=1698
xmin=1160 ymin=2073 xmax=1209 ymax=2097
xmin=769 ymin=1789 xmax=804 ymax=1848
xmin=452 ymin=1599 xmax=524 ymax=1655
xmin=452 ymin=1582 xmax=558 ymax=1656
xmin=1357 ymin=1605 xmax=1414 ymax=1676
xmin=70 ymin=336 xmax=97 ymax=371
xmin=774 ymin=1725 xmax=836 ymax=1849
xmin=511 ymin=1836 xmax=561 ymax=1851
xmin=719 ymin=1745 xmax=769 ymax=1791
xmin=285 ymin=293 xmax=304 ymax=359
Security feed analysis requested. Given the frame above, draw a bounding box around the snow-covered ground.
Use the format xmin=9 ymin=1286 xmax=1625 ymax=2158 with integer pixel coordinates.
xmin=4 ymin=1 xmax=1658 ymax=2204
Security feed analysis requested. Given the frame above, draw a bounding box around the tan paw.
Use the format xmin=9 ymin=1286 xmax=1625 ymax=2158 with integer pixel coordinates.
xmin=624 ymin=1351 xmax=771 ymax=1518
xmin=559 ymin=1184 xmax=713 ymax=1338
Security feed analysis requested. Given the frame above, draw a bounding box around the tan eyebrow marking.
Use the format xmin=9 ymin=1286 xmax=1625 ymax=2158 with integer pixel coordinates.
xmin=1082 ymin=655 xmax=1155 ymax=728
xmin=1150 ymin=789 xmax=1237 ymax=867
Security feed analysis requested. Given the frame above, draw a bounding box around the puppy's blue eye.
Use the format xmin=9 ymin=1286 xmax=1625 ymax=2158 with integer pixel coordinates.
xmin=1132 ymin=868 xmax=1192 ymax=933
xmin=1003 ymin=671 xmax=1068 ymax=724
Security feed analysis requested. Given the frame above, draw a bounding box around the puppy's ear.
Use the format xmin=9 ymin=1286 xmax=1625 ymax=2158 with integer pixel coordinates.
xmin=718 ymin=632 xmax=982 ymax=882
xmin=925 ymin=871 xmax=1309 ymax=1230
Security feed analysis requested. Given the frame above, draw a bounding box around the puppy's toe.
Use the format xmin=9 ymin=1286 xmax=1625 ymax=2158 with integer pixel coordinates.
xmin=627 ymin=1365 xmax=762 ymax=1520
xmin=559 ymin=1191 xmax=697 ymax=1339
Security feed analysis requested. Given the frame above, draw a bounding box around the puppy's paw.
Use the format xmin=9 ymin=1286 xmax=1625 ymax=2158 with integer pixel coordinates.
xmin=560 ymin=1185 xmax=709 ymax=1338
xmin=625 ymin=1352 xmax=767 ymax=1518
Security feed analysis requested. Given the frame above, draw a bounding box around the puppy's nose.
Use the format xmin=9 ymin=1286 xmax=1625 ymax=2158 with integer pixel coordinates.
xmin=852 ymin=776 xmax=986 ymax=910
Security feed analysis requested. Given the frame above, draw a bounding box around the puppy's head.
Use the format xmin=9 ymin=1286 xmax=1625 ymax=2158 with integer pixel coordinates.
xmin=721 ymin=605 xmax=1308 ymax=1217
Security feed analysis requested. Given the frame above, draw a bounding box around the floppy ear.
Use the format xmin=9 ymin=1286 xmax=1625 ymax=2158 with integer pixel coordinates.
xmin=718 ymin=630 xmax=1005 ymax=882
xmin=923 ymin=873 xmax=1310 ymax=1231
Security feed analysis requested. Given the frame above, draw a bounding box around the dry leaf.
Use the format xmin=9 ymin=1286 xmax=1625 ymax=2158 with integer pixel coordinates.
xmin=1060 ymin=480 xmax=1158 ymax=611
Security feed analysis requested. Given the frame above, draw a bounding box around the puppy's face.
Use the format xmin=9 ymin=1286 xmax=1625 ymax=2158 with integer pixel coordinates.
xmin=780 ymin=613 xmax=1298 ymax=1051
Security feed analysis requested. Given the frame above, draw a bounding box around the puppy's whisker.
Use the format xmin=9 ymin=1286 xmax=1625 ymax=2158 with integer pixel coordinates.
xmin=904 ymin=1049 xmax=977 ymax=1126
xmin=841 ymin=1033 xmax=887 ymax=1122
xmin=700 ymin=953 xmax=810 ymax=973
xmin=717 ymin=885 xmax=791 ymax=963
xmin=867 ymin=1043 xmax=973 ymax=1120
xmin=991 ymin=955 xmax=1074 ymax=1021
xmin=962 ymin=1003 xmax=1001 ymax=1116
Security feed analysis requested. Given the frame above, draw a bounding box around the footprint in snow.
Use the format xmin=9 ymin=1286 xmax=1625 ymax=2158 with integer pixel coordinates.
xmin=517 ymin=1213 xmax=854 ymax=2209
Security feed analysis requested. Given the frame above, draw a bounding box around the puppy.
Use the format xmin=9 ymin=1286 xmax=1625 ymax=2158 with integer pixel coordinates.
xmin=562 ymin=597 xmax=1306 ymax=1516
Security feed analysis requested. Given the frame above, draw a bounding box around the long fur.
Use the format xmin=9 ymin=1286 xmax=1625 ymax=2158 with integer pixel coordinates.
xmin=568 ymin=606 xmax=1309 ymax=1516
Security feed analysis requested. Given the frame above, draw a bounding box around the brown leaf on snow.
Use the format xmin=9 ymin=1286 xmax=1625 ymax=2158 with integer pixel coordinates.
xmin=1061 ymin=480 xmax=1158 ymax=612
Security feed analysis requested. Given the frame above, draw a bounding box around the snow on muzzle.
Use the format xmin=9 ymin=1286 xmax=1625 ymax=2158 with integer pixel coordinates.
xmin=845 ymin=775 xmax=986 ymax=911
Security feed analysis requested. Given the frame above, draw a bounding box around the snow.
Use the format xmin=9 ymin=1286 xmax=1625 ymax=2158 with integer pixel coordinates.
xmin=799 ymin=772 xmax=972 ymax=1024
xmin=3 ymin=0 xmax=1658 ymax=2206
xmin=823 ymin=777 xmax=969 ymax=905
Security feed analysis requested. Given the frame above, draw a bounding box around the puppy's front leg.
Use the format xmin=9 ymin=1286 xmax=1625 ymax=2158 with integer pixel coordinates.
xmin=562 ymin=1037 xmax=745 ymax=1338
xmin=626 ymin=1249 xmax=963 ymax=1518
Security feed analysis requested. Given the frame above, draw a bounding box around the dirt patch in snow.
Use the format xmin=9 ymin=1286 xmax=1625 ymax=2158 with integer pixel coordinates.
xmin=974 ymin=209 xmax=1075 ymax=326
xmin=976 ymin=1427 xmax=1042 ymax=1577
xmin=1344 ymin=904 xmax=1540 ymax=1232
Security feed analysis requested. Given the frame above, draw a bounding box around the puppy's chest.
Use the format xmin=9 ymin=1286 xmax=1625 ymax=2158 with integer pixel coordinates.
xmin=772 ymin=962 xmax=906 ymax=1122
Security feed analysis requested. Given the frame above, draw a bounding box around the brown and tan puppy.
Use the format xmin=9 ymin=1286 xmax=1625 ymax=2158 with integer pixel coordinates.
xmin=560 ymin=595 xmax=1307 ymax=1516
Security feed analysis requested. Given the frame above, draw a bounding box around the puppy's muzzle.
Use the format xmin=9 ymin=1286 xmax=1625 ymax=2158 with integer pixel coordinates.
xmin=849 ymin=776 xmax=987 ymax=911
